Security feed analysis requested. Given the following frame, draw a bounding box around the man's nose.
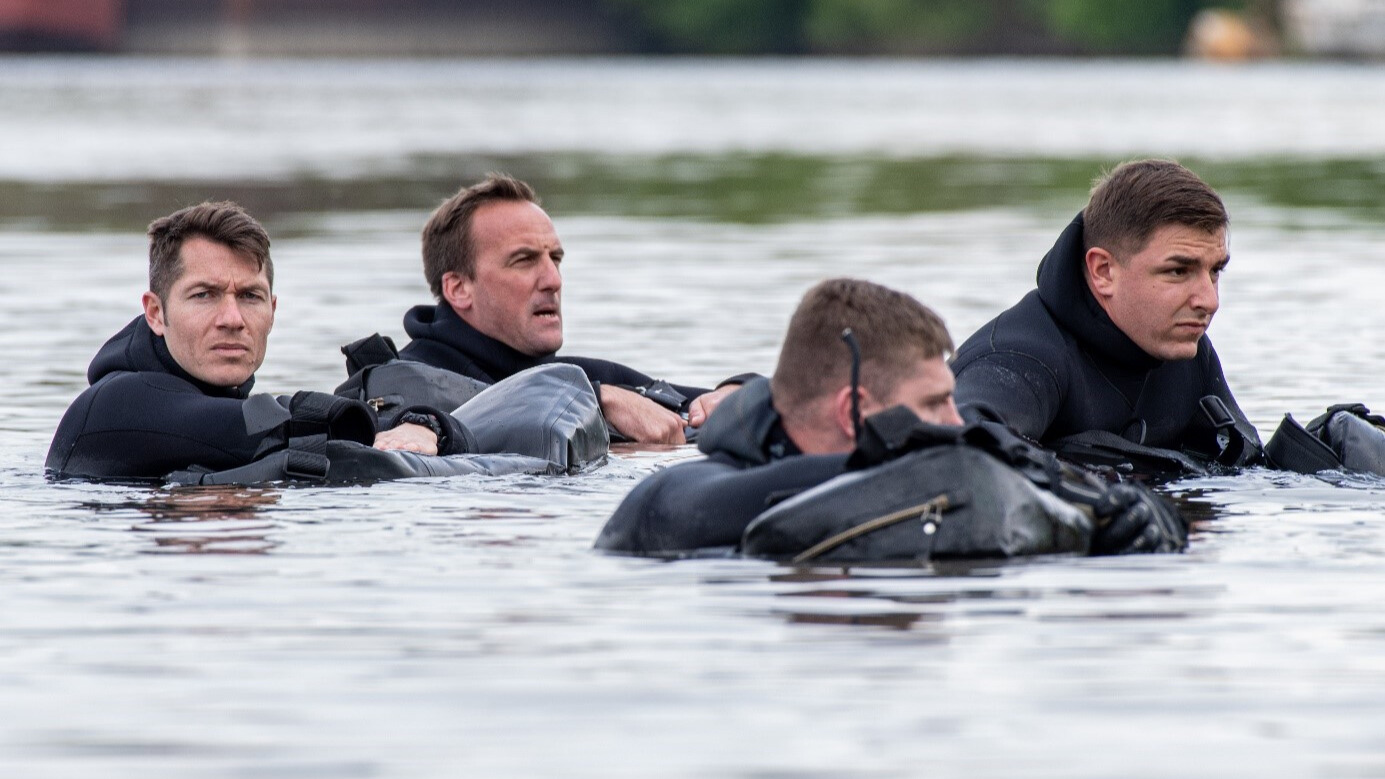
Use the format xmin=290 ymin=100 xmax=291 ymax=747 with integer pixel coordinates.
xmin=1192 ymin=271 xmax=1220 ymax=316
xmin=216 ymin=296 xmax=247 ymax=328
xmin=940 ymin=399 xmax=963 ymax=427
xmin=538 ymin=255 xmax=562 ymax=291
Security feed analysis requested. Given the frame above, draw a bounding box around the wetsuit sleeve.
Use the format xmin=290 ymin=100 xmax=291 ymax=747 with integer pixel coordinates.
xmin=594 ymin=453 xmax=849 ymax=554
xmin=558 ymin=356 xmax=711 ymax=410
xmin=392 ymin=404 xmax=477 ymax=456
xmin=952 ymin=354 xmax=1061 ymax=443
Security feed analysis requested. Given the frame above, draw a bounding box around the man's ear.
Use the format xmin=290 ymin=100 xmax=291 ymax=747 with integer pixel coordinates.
xmin=1085 ymin=246 xmax=1118 ymax=301
xmin=441 ymin=271 xmax=474 ymax=314
xmin=142 ymin=291 xmax=166 ymax=336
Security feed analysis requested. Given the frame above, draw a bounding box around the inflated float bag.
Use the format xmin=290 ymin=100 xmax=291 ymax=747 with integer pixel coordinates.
xmin=168 ymin=440 xmax=556 ymax=485
xmin=336 ymin=357 xmax=489 ymax=427
xmin=741 ymin=444 xmax=1093 ymax=564
xmin=451 ymin=363 xmax=609 ymax=473
xmin=1265 ymin=403 xmax=1385 ymax=475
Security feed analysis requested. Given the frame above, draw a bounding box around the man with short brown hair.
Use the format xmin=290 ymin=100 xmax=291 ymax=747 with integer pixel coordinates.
xmin=398 ymin=174 xmax=745 ymax=445
xmin=47 ymin=201 xmax=466 ymax=481
xmin=596 ymin=278 xmax=963 ymax=554
xmin=951 ymin=159 xmax=1262 ymax=473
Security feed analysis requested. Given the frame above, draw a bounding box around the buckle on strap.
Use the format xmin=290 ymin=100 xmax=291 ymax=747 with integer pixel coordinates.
xmin=1199 ymin=396 xmax=1236 ymax=430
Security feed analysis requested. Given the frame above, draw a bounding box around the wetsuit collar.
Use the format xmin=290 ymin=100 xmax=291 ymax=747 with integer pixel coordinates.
xmin=88 ymin=316 xmax=254 ymax=399
xmin=697 ymin=377 xmax=799 ymax=465
xmin=402 ymin=303 xmax=554 ymax=383
xmin=1036 ymin=212 xmax=1163 ymax=372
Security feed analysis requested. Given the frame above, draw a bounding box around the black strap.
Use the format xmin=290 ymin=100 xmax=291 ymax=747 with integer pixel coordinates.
xmin=636 ymin=379 xmax=688 ymax=412
xmin=1198 ymin=395 xmax=1258 ymax=468
xmin=341 ymin=333 xmax=399 ymax=375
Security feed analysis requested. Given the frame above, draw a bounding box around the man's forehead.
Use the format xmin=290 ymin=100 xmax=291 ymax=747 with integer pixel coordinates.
xmin=1136 ymin=223 xmax=1227 ymax=258
xmin=472 ymin=200 xmax=559 ymax=246
xmin=175 ymin=239 xmax=269 ymax=287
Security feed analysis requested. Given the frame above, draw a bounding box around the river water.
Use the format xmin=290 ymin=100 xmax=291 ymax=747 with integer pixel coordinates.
xmin=4 ymin=57 xmax=1385 ymax=778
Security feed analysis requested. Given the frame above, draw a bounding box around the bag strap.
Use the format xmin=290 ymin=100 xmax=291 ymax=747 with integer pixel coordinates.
xmin=341 ymin=333 xmax=399 ymax=375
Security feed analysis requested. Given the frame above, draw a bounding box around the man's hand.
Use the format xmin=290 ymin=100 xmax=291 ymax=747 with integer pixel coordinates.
xmin=600 ymin=384 xmax=686 ymax=445
xmin=1090 ymin=483 xmax=1188 ymax=555
xmin=373 ymin=422 xmax=439 ymax=455
xmin=687 ymin=384 xmax=741 ymax=428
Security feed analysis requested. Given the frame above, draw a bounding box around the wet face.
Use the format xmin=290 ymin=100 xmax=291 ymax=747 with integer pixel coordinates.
xmin=444 ymin=200 xmax=564 ymax=357
xmin=865 ymin=355 xmax=963 ymax=427
xmin=1087 ymin=223 xmax=1228 ymax=362
xmin=142 ymin=236 xmax=275 ymax=388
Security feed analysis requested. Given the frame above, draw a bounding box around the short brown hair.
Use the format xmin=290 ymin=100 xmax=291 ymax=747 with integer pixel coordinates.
xmin=1083 ymin=159 xmax=1228 ymax=258
xmin=771 ymin=278 xmax=953 ymax=417
xmin=147 ymin=201 xmax=272 ymax=302
xmin=421 ymin=174 xmax=539 ymax=300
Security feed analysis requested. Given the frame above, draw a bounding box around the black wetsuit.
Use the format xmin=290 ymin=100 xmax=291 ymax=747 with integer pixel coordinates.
xmin=594 ymin=378 xmax=848 ymax=554
xmin=46 ymin=317 xmax=467 ymax=481
xmin=950 ymin=212 xmax=1261 ymax=466
xmin=399 ymin=303 xmax=717 ymax=411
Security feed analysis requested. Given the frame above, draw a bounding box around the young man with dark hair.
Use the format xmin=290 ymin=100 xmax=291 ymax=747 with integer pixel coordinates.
xmin=47 ymin=201 xmax=467 ymax=481
xmin=951 ymin=159 xmax=1262 ymax=472
xmin=397 ymin=174 xmax=746 ymax=445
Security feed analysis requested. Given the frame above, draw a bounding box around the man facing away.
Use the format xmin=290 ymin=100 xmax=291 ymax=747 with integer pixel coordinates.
xmin=950 ymin=159 xmax=1262 ymax=472
xmin=396 ymin=174 xmax=746 ymax=445
xmin=595 ymin=278 xmax=963 ymax=554
xmin=47 ymin=202 xmax=468 ymax=481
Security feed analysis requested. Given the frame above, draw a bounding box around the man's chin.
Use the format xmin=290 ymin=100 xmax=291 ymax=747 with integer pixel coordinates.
xmin=1152 ymin=340 xmax=1201 ymax=362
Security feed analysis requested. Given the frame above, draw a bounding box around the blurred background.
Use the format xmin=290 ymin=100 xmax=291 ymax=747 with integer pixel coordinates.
xmin=1 ymin=0 xmax=1375 ymax=59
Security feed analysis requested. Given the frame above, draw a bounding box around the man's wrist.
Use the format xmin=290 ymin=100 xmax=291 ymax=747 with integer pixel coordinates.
xmin=398 ymin=411 xmax=446 ymax=449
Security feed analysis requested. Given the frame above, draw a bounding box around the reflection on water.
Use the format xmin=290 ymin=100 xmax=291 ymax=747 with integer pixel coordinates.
xmin=4 ymin=58 xmax=1385 ymax=777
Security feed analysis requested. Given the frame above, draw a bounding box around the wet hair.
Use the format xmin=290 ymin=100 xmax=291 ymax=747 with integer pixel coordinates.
xmin=421 ymin=173 xmax=540 ymax=300
xmin=147 ymin=201 xmax=273 ymax=302
xmin=771 ymin=278 xmax=953 ymax=418
xmin=1083 ymin=159 xmax=1228 ymax=258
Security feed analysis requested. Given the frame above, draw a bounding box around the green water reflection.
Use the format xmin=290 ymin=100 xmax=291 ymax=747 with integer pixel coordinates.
xmin=7 ymin=154 xmax=1385 ymax=232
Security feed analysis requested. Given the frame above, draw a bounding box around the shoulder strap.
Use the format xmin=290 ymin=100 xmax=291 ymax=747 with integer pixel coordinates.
xmin=341 ymin=333 xmax=399 ymax=376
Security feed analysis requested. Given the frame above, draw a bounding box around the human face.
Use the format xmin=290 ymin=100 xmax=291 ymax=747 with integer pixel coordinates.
xmin=1088 ymin=223 xmax=1228 ymax=362
xmin=445 ymin=200 xmax=564 ymax=357
xmin=142 ymin=236 xmax=275 ymax=388
xmin=865 ymin=356 xmax=963 ymax=427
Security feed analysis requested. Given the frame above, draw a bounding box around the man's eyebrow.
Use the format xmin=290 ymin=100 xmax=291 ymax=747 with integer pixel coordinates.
xmin=1161 ymin=253 xmax=1228 ymax=267
xmin=923 ymin=388 xmax=953 ymax=404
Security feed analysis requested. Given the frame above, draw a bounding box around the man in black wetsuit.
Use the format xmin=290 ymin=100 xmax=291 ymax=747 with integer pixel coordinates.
xmin=397 ymin=174 xmax=745 ymax=445
xmin=595 ymin=278 xmax=964 ymax=554
xmin=950 ymin=159 xmax=1262 ymax=473
xmin=47 ymin=201 xmax=469 ymax=481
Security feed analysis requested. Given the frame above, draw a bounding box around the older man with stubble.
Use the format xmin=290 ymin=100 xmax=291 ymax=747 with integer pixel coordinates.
xmin=395 ymin=174 xmax=750 ymax=445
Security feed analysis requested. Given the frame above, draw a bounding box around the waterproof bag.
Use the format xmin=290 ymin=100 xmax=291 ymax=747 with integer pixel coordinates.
xmin=741 ymin=443 xmax=1093 ymax=564
xmin=1265 ymin=403 xmax=1385 ymax=475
